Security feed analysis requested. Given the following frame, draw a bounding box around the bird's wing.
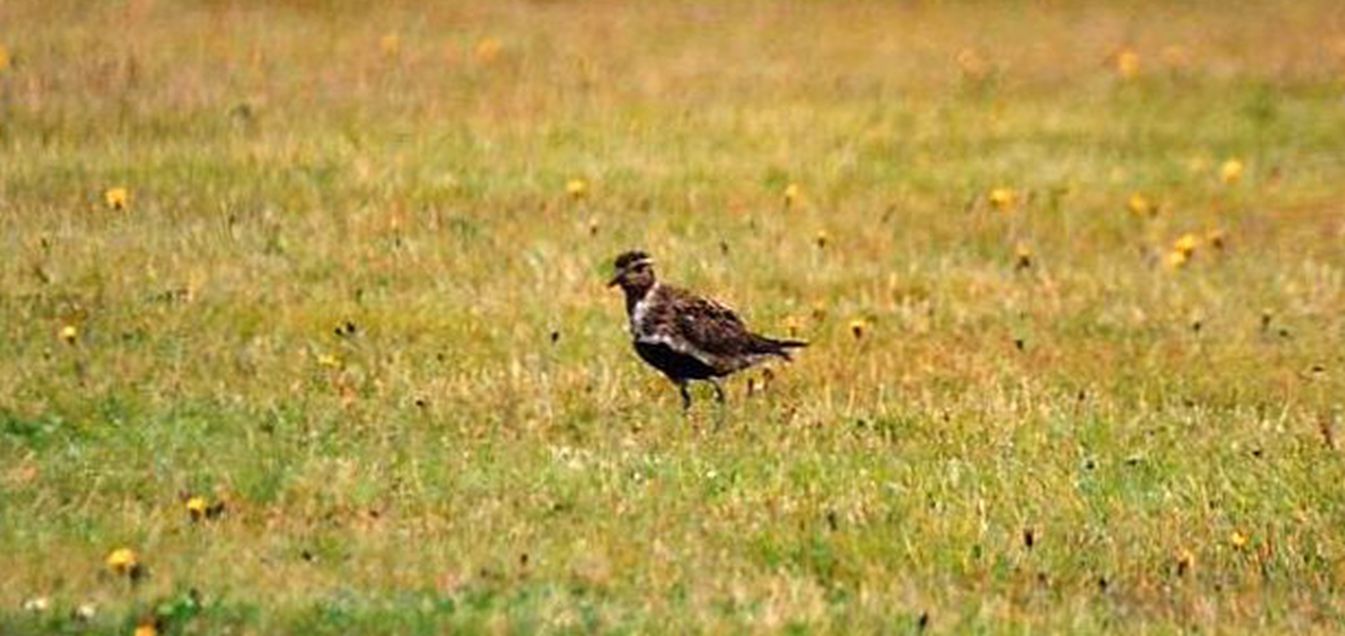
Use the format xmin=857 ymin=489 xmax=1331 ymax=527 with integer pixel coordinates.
xmin=669 ymin=293 xmax=755 ymax=357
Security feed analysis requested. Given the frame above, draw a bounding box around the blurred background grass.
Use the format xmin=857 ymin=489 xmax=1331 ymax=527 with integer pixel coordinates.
xmin=2 ymin=1 xmax=1345 ymax=633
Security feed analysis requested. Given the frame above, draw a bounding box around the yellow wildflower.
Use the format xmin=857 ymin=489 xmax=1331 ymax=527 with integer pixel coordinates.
xmin=1229 ymin=531 xmax=1249 ymax=549
xmin=1014 ymin=242 xmax=1033 ymax=270
xmin=1220 ymin=158 xmax=1244 ymax=185
xmin=810 ymin=301 xmax=827 ymax=321
xmin=59 ymin=324 xmax=78 ymax=345
xmin=988 ymin=187 xmax=1018 ymax=213
xmin=814 ymin=230 xmax=829 ymax=249
xmin=104 ymin=187 xmax=129 ymax=211
xmin=1115 ymin=48 xmax=1140 ymax=79
xmin=134 ymin=623 xmax=157 ymax=636
xmin=848 ymin=318 xmax=866 ymax=340
xmin=1127 ymin=192 xmax=1156 ymax=217
xmin=1175 ymin=548 xmax=1195 ymax=575
xmin=784 ymin=316 xmax=803 ymax=338
xmin=186 ymin=496 xmax=208 ymax=521
xmin=1206 ymin=228 xmax=1226 ymax=250
xmin=106 ymin=548 xmax=138 ymax=576
xmin=1173 ymin=233 xmax=1200 ymax=257
xmin=317 ymin=353 xmax=341 ymax=368
xmin=1164 ymin=250 xmax=1189 ymax=270
xmin=566 ymin=178 xmax=588 ymax=200
xmin=783 ymin=183 xmax=801 ymax=207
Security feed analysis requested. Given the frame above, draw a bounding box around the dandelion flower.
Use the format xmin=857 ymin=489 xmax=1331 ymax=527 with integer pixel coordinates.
xmin=1175 ymin=548 xmax=1195 ymax=575
xmin=1115 ymin=48 xmax=1140 ymax=80
xmin=106 ymin=548 xmax=138 ymax=576
xmin=1229 ymin=531 xmax=1249 ymax=549
xmin=379 ymin=33 xmax=400 ymax=58
xmin=1206 ymin=228 xmax=1226 ymax=250
xmin=848 ymin=318 xmax=866 ymax=339
xmin=104 ymin=187 xmax=129 ymax=211
xmin=1014 ymin=242 xmax=1033 ymax=270
xmin=186 ymin=496 xmax=208 ymax=521
xmin=1220 ymin=158 xmax=1244 ymax=185
xmin=814 ymin=230 xmax=829 ymax=249
xmin=1127 ymin=192 xmax=1156 ymax=217
xmin=988 ymin=187 xmax=1018 ymax=213
xmin=566 ymin=178 xmax=588 ymax=200
xmin=59 ymin=324 xmax=78 ymax=345
xmin=474 ymin=37 xmax=502 ymax=64
xmin=810 ymin=301 xmax=827 ymax=321
xmin=1173 ymin=233 xmax=1200 ymax=257
xmin=1164 ymin=250 xmax=1189 ymax=270
xmin=783 ymin=183 xmax=801 ymax=207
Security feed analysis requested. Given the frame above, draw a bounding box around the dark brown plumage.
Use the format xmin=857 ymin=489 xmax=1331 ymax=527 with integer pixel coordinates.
xmin=607 ymin=250 xmax=806 ymax=409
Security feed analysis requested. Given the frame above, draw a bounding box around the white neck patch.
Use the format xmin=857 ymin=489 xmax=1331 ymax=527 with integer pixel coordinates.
xmin=629 ymin=282 xmax=660 ymax=336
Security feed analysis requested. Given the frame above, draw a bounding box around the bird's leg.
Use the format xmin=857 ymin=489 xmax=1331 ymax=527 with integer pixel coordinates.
xmin=708 ymin=378 xmax=727 ymax=431
xmin=677 ymin=380 xmax=692 ymax=412
xmin=709 ymin=378 xmax=726 ymax=404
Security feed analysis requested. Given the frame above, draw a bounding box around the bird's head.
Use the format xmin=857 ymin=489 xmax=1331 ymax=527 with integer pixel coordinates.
xmin=608 ymin=250 xmax=656 ymax=291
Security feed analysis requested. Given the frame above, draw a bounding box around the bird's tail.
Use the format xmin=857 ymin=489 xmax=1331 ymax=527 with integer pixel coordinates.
xmin=751 ymin=334 xmax=808 ymax=361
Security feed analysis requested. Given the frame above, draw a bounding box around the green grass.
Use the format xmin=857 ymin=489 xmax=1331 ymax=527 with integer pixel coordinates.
xmin=3 ymin=1 xmax=1345 ymax=633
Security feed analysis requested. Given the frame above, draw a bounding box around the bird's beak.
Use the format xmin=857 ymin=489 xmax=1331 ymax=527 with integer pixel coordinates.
xmin=606 ymin=271 xmax=623 ymax=288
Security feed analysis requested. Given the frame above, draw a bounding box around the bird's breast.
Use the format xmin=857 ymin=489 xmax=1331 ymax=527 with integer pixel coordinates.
xmin=627 ymin=286 xmax=659 ymax=338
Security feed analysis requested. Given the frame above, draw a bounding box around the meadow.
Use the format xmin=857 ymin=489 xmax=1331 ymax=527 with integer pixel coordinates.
xmin=3 ymin=1 xmax=1345 ymax=633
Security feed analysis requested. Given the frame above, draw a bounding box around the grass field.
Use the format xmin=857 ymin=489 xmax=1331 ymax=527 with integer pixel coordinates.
xmin=4 ymin=1 xmax=1345 ymax=633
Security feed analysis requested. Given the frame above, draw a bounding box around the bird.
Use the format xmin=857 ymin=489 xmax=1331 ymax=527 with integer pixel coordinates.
xmin=607 ymin=250 xmax=807 ymax=409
